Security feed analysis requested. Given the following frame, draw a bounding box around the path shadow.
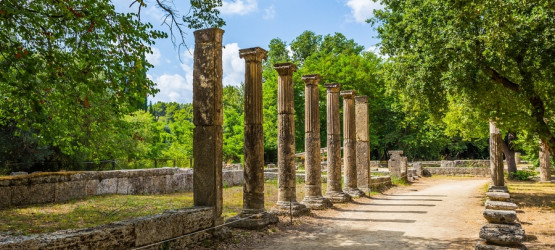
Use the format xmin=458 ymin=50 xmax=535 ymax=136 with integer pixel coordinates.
xmin=369 ymin=198 xmax=443 ymax=201
xmin=384 ymin=194 xmax=448 ymax=197
xmin=333 ymin=209 xmax=427 ymax=214
xmin=259 ymin=227 xmax=476 ymax=249
xmin=313 ymin=216 xmax=417 ymax=223
xmin=351 ymin=200 xmax=436 ymax=207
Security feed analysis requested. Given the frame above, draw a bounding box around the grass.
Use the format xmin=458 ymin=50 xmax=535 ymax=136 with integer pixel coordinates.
xmin=505 ymin=179 xmax=555 ymax=248
xmin=0 ymin=181 xmax=317 ymax=236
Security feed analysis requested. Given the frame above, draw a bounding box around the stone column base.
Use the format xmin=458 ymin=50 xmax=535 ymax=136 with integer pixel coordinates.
xmin=488 ymin=185 xmax=508 ymax=193
xmin=269 ymin=201 xmax=310 ymax=216
xmin=325 ymin=191 xmax=352 ymax=203
xmin=301 ymin=196 xmax=333 ymax=210
xmin=475 ymin=239 xmax=525 ymax=250
xmin=225 ymin=212 xmax=279 ymax=230
xmin=358 ymin=187 xmax=371 ymax=194
xmin=343 ymin=187 xmax=366 ymax=198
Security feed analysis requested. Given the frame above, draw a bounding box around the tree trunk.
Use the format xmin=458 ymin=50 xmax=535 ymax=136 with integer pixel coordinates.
xmin=501 ymin=132 xmax=517 ymax=175
xmin=539 ymin=139 xmax=552 ymax=182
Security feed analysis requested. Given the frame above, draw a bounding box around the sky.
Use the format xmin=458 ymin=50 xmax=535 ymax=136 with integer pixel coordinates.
xmin=114 ymin=0 xmax=384 ymax=104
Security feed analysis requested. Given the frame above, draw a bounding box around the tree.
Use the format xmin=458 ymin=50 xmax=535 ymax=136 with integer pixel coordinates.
xmin=290 ymin=31 xmax=322 ymax=64
xmin=372 ymin=0 xmax=555 ymax=158
xmin=0 ymin=0 xmax=225 ymax=169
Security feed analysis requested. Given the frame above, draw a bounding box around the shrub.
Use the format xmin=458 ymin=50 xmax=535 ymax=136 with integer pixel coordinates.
xmin=509 ymin=170 xmax=537 ymax=181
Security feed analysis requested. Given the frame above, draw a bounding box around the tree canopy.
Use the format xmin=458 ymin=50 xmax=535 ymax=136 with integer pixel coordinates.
xmin=372 ymin=0 xmax=555 ymax=157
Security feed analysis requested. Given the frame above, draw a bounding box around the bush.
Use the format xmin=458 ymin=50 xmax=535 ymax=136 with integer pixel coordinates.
xmin=509 ymin=170 xmax=537 ymax=181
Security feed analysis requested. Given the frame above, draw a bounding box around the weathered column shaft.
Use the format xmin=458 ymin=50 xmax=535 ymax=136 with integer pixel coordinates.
xmin=227 ymin=47 xmax=278 ymax=229
xmin=326 ymin=84 xmax=342 ymax=193
xmin=539 ymin=139 xmax=552 ymax=182
xmin=342 ymin=91 xmax=365 ymax=197
xmin=301 ymin=74 xmax=332 ymax=209
xmin=325 ymin=83 xmax=351 ymax=203
xmin=355 ymin=96 xmax=370 ymax=192
xmin=489 ymin=120 xmax=504 ymax=186
xmin=240 ymin=47 xmax=267 ymax=213
xmin=276 ymin=63 xmax=297 ymax=203
xmin=193 ymin=28 xmax=224 ymax=221
xmin=268 ymin=63 xmax=309 ymax=216
xmin=304 ymin=75 xmax=322 ymax=197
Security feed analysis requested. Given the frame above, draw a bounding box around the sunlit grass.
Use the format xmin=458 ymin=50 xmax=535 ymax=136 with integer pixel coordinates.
xmin=0 ymin=181 xmax=320 ymax=236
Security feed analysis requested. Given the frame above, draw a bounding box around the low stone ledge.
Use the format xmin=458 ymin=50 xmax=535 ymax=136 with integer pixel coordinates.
xmin=0 ymin=207 xmax=215 ymax=249
xmin=422 ymin=167 xmax=490 ymax=177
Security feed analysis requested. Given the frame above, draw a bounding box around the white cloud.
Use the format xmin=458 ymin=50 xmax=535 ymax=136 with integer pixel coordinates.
xmin=286 ymin=46 xmax=293 ymax=59
xmin=365 ymin=45 xmax=389 ymax=59
xmin=222 ymin=43 xmax=244 ymax=86
xmin=263 ymin=5 xmax=275 ymax=20
xmin=149 ymin=74 xmax=192 ymax=103
xmin=345 ymin=0 xmax=383 ymax=23
xmin=219 ymin=0 xmax=257 ymax=16
xmin=145 ymin=47 xmax=161 ymax=66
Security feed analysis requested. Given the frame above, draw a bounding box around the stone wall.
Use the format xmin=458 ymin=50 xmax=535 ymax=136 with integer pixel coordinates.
xmin=422 ymin=167 xmax=490 ymax=177
xmin=0 ymin=207 xmax=214 ymax=249
xmin=0 ymin=169 xmax=244 ymax=208
xmin=263 ymin=172 xmax=392 ymax=188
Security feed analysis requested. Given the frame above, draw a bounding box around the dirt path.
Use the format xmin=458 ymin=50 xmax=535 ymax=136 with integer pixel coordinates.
xmin=254 ymin=177 xmax=489 ymax=249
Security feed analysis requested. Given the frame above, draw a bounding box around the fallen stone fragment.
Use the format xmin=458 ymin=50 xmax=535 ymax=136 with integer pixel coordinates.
xmin=479 ymin=223 xmax=525 ymax=245
xmin=486 ymin=192 xmax=510 ymax=202
xmin=485 ymin=201 xmax=517 ymax=211
xmin=475 ymin=239 xmax=527 ymax=250
xmin=483 ymin=209 xmax=517 ymax=224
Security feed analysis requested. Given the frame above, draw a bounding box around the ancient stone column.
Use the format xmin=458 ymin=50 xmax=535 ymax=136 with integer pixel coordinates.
xmin=489 ymin=120 xmax=505 ymax=187
xmin=301 ymin=74 xmax=333 ymax=209
xmin=227 ymin=47 xmax=278 ymax=228
xmin=355 ymin=96 xmax=371 ymax=193
xmin=341 ymin=90 xmax=365 ymax=198
xmin=270 ymin=63 xmax=309 ymax=215
xmin=324 ymin=83 xmax=351 ymax=203
xmin=539 ymin=139 xmax=552 ymax=182
xmin=193 ymin=28 xmax=224 ymax=225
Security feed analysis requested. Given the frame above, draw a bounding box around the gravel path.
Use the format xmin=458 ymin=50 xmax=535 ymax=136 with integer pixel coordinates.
xmin=255 ymin=178 xmax=489 ymax=249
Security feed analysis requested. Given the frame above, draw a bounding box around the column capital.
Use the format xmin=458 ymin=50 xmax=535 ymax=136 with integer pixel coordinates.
xmin=274 ymin=62 xmax=297 ymax=76
xmin=193 ymin=28 xmax=224 ymax=43
xmin=239 ymin=47 xmax=268 ymax=62
xmin=324 ymin=83 xmax=341 ymax=93
xmin=355 ymin=95 xmax=368 ymax=103
xmin=302 ymin=74 xmax=322 ymax=86
xmin=340 ymin=90 xmax=356 ymax=99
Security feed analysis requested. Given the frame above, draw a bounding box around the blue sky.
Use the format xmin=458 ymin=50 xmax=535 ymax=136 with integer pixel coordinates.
xmin=114 ymin=0 xmax=383 ymax=104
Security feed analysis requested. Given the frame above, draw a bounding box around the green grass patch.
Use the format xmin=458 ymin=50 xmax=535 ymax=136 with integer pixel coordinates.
xmin=0 ymin=181 xmax=315 ymax=236
xmin=391 ymin=176 xmax=409 ymax=186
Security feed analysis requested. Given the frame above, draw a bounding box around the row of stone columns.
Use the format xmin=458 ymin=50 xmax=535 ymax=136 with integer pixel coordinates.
xmin=191 ymin=28 xmax=372 ymax=229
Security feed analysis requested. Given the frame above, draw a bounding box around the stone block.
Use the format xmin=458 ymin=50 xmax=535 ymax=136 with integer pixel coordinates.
xmin=116 ymin=178 xmax=131 ymax=194
xmin=11 ymin=183 xmax=55 ymax=206
xmin=483 ymin=209 xmax=518 ymax=224
xmin=0 ymin=235 xmax=40 ymax=250
xmin=151 ymin=175 xmax=166 ymax=194
xmin=486 ymin=192 xmax=511 ymax=201
xmin=476 ymin=239 xmax=526 ymax=250
xmin=96 ymin=178 xmax=117 ymax=195
xmin=479 ymin=223 xmax=525 ymax=245
xmin=488 ymin=185 xmax=509 ymax=193
xmin=0 ymin=186 xmax=12 ymax=208
xmin=485 ymin=201 xmax=517 ymax=211
xmin=55 ymin=181 xmax=87 ymax=202
xmin=86 ymin=179 xmax=99 ymax=196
